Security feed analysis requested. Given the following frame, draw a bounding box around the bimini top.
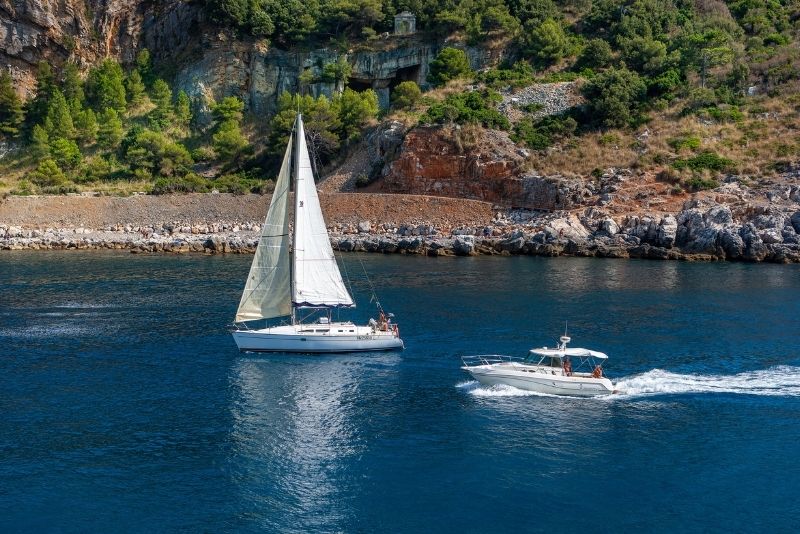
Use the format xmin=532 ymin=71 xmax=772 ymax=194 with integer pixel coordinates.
xmin=529 ymin=347 xmax=609 ymax=360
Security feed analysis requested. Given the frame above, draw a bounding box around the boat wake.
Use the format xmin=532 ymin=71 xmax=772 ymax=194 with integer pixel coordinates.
xmin=613 ymin=366 xmax=800 ymax=398
xmin=456 ymin=381 xmax=562 ymax=398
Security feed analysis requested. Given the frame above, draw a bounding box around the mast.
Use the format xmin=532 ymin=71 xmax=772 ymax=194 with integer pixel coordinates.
xmin=291 ymin=113 xmax=300 ymax=325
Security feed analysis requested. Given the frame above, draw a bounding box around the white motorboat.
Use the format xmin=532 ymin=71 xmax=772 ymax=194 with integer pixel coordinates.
xmin=461 ymin=335 xmax=614 ymax=396
xmin=231 ymin=113 xmax=403 ymax=353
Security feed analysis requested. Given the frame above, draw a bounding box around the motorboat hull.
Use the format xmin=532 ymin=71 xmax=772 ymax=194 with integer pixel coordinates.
xmin=232 ymin=323 xmax=404 ymax=353
xmin=464 ymin=365 xmax=613 ymax=397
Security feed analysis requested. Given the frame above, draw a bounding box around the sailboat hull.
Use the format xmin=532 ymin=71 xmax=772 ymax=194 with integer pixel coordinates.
xmin=232 ymin=323 xmax=404 ymax=353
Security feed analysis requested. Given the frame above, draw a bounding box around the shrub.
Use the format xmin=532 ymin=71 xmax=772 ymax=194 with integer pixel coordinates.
xmin=428 ymin=48 xmax=472 ymax=87
xmin=422 ymin=90 xmax=509 ymax=130
xmin=27 ymin=159 xmax=67 ymax=187
xmin=672 ymin=151 xmax=735 ymax=172
xmin=476 ymin=62 xmax=534 ymax=89
xmin=575 ymin=39 xmax=614 ymax=70
xmin=683 ymin=176 xmax=719 ymax=191
xmin=151 ymin=173 xmax=211 ymax=194
xmin=49 ymin=138 xmax=82 ymax=169
xmin=512 ymin=113 xmax=577 ymax=150
xmin=668 ymin=134 xmax=702 ymax=152
xmin=391 ymin=81 xmax=422 ymax=110
xmin=582 ymin=67 xmax=647 ymax=128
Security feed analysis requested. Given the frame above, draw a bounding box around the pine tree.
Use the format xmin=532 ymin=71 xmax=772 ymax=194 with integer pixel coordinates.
xmin=97 ymin=108 xmax=123 ymax=150
xmin=87 ymin=59 xmax=127 ymax=113
xmin=135 ymin=49 xmax=154 ymax=87
xmin=45 ymin=89 xmax=76 ymax=140
xmin=174 ymin=90 xmax=192 ymax=128
xmin=74 ymin=108 xmax=98 ymax=145
xmin=126 ymin=69 xmax=146 ymax=108
xmin=62 ymin=62 xmax=85 ymax=113
xmin=30 ymin=124 xmax=50 ymax=161
xmin=149 ymin=79 xmax=173 ymax=130
xmin=27 ymin=61 xmax=55 ymax=126
xmin=0 ymin=71 xmax=25 ymax=140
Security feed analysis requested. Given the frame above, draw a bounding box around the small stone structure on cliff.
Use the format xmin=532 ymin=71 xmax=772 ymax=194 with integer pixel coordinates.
xmin=394 ymin=12 xmax=416 ymax=35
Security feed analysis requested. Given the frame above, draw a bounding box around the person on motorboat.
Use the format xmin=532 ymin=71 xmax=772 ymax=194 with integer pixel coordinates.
xmin=592 ymin=365 xmax=603 ymax=378
xmin=563 ymin=356 xmax=572 ymax=376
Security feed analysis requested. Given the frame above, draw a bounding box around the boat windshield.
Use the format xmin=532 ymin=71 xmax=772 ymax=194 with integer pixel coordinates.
xmin=526 ymin=354 xmax=562 ymax=366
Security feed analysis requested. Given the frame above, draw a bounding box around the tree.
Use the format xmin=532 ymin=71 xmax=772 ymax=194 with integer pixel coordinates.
xmin=428 ymin=47 xmax=472 ymax=86
xmin=97 ymin=108 xmax=124 ymax=150
xmin=30 ymin=124 xmax=50 ymax=160
xmin=49 ymin=137 xmax=82 ymax=169
xmin=269 ymin=92 xmax=340 ymax=174
xmin=126 ymin=129 xmax=193 ymax=177
xmin=391 ymin=81 xmax=422 ymax=109
xmin=135 ymin=49 xmax=154 ymax=87
xmin=61 ymin=63 xmax=85 ymax=114
xmin=250 ymin=0 xmax=275 ymax=35
xmin=87 ymin=59 xmax=127 ymax=113
xmin=582 ymin=67 xmax=648 ymax=128
xmin=45 ymin=89 xmax=75 ymax=140
xmin=0 ymin=71 xmax=24 ymax=140
xmin=321 ymin=57 xmax=352 ymax=84
xmin=74 ymin=108 xmax=98 ymax=145
xmin=126 ymin=69 xmax=146 ymax=108
xmin=620 ymin=36 xmax=668 ymax=75
xmin=212 ymin=96 xmax=245 ymax=123
xmin=175 ymin=90 xmax=192 ymax=128
xmin=213 ymin=121 xmax=250 ymax=163
xmin=149 ymin=79 xmax=174 ymax=129
xmin=575 ymin=38 xmax=614 ymax=70
xmin=211 ymin=95 xmax=249 ymax=164
xmin=333 ymin=88 xmax=379 ymax=141
xmin=527 ymin=19 xmax=571 ymax=64
xmin=27 ymin=159 xmax=66 ymax=187
xmin=27 ymin=61 xmax=55 ymax=126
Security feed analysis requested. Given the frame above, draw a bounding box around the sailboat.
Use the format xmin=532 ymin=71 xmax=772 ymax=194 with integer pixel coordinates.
xmin=231 ymin=113 xmax=404 ymax=353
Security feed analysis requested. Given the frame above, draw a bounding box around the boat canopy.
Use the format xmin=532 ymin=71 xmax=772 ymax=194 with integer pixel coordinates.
xmin=529 ymin=347 xmax=608 ymax=360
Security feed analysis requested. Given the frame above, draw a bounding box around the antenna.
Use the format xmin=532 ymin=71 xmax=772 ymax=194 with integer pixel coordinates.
xmin=559 ymin=321 xmax=570 ymax=349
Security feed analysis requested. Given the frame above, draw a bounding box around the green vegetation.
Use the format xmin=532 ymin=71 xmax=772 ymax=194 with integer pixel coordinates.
xmin=512 ymin=113 xmax=577 ymax=150
xmin=428 ymin=48 xmax=472 ymax=87
xmin=422 ymin=90 xmax=509 ymax=129
xmin=391 ymin=81 xmax=422 ymax=110
xmin=672 ymin=151 xmax=735 ymax=173
xmin=0 ymin=71 xmax=24 ymax=140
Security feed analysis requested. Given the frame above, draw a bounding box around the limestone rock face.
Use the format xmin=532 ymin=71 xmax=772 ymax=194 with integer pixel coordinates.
xmin=1 ymin=0 xmax=176 ymax=95
xmin=380 ymin=125 xmax=583 ymax=209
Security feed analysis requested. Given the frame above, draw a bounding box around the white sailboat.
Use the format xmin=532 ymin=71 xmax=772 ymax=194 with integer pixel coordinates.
xmin=231 ymin=113 xmax=404 ymax=353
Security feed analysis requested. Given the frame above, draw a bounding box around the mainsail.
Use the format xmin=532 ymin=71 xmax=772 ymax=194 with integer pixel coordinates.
xmin=234 ymin=136 xmax=293 ymax=321
xmin=292 ymin=115 xmax=355 ymax=308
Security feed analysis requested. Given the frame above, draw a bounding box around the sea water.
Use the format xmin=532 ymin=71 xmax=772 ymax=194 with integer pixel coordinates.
xmin=1 ymin=252 xmax=799 ymax=532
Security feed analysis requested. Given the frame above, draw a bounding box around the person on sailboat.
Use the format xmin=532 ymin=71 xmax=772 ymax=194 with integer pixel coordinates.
xmin=378 ymin=311 xmax=389 ymax=332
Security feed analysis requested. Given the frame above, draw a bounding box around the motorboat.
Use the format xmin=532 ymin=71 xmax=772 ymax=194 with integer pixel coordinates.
xmin=231 ymin=113 xmax=403 ymax=353
xmin=461 ymin=335 xmax=614 ymax=396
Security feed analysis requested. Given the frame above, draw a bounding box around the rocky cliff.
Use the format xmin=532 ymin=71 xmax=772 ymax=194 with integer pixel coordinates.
xmin=2 ymin=0 xmax=504 ymax=119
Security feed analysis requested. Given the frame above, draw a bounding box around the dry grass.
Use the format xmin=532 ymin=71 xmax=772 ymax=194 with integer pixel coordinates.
xmin=529 ymin=93 xmax=800 ymax=180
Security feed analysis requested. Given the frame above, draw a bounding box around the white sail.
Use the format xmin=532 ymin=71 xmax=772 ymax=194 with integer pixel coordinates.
xmin=292 ymin=115 xmax=355 ymax=308
xmin=235 ymin=136 xmax=293 ymax=322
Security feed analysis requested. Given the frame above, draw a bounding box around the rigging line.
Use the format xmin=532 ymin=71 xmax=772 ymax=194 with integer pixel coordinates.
xmin=357 ymin=255 xmax=381 ymax=311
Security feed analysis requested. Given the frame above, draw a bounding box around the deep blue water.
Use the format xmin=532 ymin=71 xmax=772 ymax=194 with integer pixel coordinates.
xmin=1 ymin=252 xmax=800 ymax=533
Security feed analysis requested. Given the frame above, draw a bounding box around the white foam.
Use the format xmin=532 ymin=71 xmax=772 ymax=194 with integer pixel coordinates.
xmin=456 ymin=380 xmax=559 ymax=397
xmin=613 ymin=366 xmax=800 ymax=398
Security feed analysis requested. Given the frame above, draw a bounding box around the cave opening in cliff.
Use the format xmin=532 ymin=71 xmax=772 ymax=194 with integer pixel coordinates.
xmin=347 ymin=78 xmax=373 ymax=92
xmin=393 ymin=64 xmax=421 ymax=86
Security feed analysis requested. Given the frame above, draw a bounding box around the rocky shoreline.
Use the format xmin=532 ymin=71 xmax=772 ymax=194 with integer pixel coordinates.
xmin=3 ymin=196 xmax=799 ymax=263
